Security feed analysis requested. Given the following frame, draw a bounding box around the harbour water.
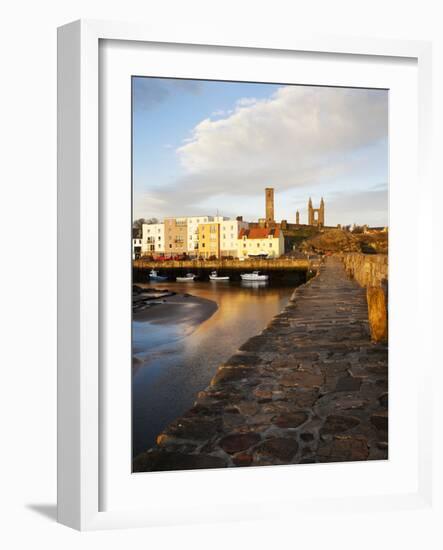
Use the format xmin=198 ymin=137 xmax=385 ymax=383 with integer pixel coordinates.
xmin=132 ymin=280 xmax=297 ymax=457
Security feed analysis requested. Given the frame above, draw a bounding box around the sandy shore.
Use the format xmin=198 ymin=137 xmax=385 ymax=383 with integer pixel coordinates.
xmin=133 ymin=292 xmax=218 ymax=329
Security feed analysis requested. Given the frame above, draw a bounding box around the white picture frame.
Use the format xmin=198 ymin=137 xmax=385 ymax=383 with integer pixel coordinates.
xmin=57 ymin=19 xmax=433 ymax=531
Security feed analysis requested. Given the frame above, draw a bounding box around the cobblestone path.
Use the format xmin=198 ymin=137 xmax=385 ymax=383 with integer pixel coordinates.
xmin=134 ymin=257 xmax=388 ymax=471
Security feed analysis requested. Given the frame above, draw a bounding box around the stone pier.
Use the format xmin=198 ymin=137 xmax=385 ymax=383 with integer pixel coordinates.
xmin=134 ymin=257 xmax=388 ymax=472
xmin=342 ymin=253 xmax=388 ymax=343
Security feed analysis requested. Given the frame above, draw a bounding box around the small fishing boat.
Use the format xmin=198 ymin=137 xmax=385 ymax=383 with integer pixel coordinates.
xmin=209 ymin=271 xmax=230 ymax=281
xmin=149 ymin=269 xmax=167 ymax=281
xmin=240 ymin=271 xmax=269 ymax=282
xmin=176 ymin=273 xmax=196 ymax=282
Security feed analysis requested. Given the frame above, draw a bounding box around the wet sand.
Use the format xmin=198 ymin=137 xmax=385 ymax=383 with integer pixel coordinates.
xmin=133 ymin=293 xmax=218 ymax=328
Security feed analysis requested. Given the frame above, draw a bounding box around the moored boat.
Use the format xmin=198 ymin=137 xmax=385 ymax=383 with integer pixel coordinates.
xmin=149 ymin=269 xmax=168 ymax=281
xmin=209 ymin=271 xmax=230 ymax=281
xmin=176 ymin=273 xmax=197 ymax=282
xmin=240 ymin=271 xmax=269 ymax=282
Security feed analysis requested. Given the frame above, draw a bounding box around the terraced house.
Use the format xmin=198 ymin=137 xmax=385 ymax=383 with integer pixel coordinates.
xmin=186 ymin=216 xmax=212 ymax=257
xmin=198 ymin=221 xmax=220 ymax=259
xmin=238 ymin=227 xmax=285 ymax=258
xmin=164 ymin=217 xmax=188 ymax=256
xmin=217 ymin=216 xmax=249 ymax=258
xmin=141 ymin=222 xmax=164 ymax=255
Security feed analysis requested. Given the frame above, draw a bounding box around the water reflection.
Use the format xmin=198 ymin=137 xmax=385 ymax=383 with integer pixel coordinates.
xmin=132 ymin=281 xmax=294 ymax=456
xmin=240 ymin=280 xmax=268 ymax=288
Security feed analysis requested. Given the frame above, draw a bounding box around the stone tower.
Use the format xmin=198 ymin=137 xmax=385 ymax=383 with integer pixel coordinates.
xmin=265 ymin=187 xmax=274 ymax=223
xmin=308 ymin=197 xmax=325 ymax=227
xmin=296 ymin=210 xmax=300 ymax=225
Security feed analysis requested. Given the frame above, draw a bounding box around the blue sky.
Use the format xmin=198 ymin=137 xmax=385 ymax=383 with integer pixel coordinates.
xmin=133 ymin=77 xmax=388 ymax=226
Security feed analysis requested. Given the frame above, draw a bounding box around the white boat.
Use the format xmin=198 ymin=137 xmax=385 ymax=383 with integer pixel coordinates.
xmin=240 ymin=271 xmax=269 ymax=282
xmin=209 ymin=271 xmax=230 ymax=281
xmin=176 ymin=273 xmax=196 ymax=282
xmin=149 ymin=269 xmax=167 ymax=281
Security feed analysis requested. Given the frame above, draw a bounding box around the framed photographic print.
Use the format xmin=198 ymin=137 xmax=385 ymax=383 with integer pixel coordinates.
xmin=57 ymin=20 xmax=433 ymax=530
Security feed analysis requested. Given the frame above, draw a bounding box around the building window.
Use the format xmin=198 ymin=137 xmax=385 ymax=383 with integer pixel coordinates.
xmin=269 ymin=243 xmax=272 ymax=247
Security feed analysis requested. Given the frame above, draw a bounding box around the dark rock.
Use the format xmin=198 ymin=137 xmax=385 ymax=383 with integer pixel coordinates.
xmin=366 ymin=365 xmax=388 ymax=375
xmin=255 ymin=437 xmax=299 ymax=462
xmin=211 ymin=366 xmax=250 ymax=385
xmin=336 ymin=375 xmax=362 ymax=391
xmin=253 ymin=384 xmax=275 ymax=400
xmin=299 ymin=457 xmax=316 ymax=464
xmin=222 ymin=413 xmax=246 ymax=431
xmin=318 ymin=435 xmax=369 ymax=462
xmin=280 ymin=371 xmax=324 ymax=388
xmin=284 ymin=389 xmax=319 ymax=408
xmin=219 ymin=433 xmax=261 ymax=454
xmin=224 ymin=354 xmax=262 ymax=367
xmin=233 ymin=453 xmax=253 ymax=466
xmin=378 ymin=393 xmax=388 ymax=407
xmin=239 ymin=336 xmax=269 ymax=352
xmin=161 ymin=417 xmax=221 ymax=441
xmin=273 ymin=411 xmax=308 ymax=428
xmin=320 ymin=414 xmax=360 ymax=435
xmin=300 ymin=432 xmax=315 ymax=442
xmin=371 ymin=411 xmax=388 ymax=432
xmin=233 ymin=401 xmax=260 ymax=415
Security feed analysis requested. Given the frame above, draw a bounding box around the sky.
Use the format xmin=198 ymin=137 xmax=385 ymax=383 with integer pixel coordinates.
xmin=132 ymin=77 xmax=388 ymax=227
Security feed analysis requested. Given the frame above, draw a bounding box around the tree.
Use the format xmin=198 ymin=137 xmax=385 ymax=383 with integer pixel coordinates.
xmin=132 ymin=217 xmax=159 ymax=238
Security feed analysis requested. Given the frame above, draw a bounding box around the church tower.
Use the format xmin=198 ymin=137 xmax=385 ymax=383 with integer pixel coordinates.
xmin=265 ymin=187 xmax=275 ymax=223
xmin=308 ymin=197 xmax=314 ymax=225
xmin=319 ymin=197 xmax=325 ymax=226
xmin=296 ymin=210 xmax=300 ymax=225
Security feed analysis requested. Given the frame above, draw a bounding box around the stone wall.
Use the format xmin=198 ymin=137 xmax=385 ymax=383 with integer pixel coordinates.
xmin=133 ymin=258 xmax=388 ymax=472
xmin=341 ymin=253 xmax=388 ymax=343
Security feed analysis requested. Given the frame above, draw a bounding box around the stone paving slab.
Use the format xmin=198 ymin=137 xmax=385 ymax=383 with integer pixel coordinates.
xmin=134 ymin=257 xmax=388 ymax=472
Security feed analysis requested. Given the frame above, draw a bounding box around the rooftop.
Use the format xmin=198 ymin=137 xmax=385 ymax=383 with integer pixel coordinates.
xmin=239 ymin=227 xmax=281 ymax=239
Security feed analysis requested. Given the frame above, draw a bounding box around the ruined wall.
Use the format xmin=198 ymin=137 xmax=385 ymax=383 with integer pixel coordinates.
xmin=342 ymin=253 xmax=388 ymax=343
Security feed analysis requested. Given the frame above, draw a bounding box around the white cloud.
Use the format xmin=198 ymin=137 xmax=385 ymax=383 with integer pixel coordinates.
xmin=236 ymin=97 xmax=258 ymax=108
xmin=176 ymin=85 xmax=387 ymax=192
xmin=136 ymin=85 xmax=388 ymax=223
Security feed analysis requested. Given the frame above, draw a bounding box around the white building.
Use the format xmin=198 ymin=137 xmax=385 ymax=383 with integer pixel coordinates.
xmin=132 ymin=238 xmax=143 ymax=260
xmin=186 ymin=216 xmax=212 ymax=256
xmin=141 ymin=223 xmax=165 ymax=255
xmin=216 ymin=217 xmax=249 ymax=258
xmin=237 ymin=227 xmax=284 ymax=259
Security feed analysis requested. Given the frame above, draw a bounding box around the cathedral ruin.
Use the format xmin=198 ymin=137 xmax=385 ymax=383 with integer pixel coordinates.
xmin=308 ymin=197 xmax=325 ymax=227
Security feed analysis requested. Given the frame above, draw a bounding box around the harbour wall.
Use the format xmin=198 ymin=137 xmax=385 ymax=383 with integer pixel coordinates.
xmin=341 ymin=253 xmax=388 ymax=343
xmin=133 ymin=258 xmax=312 ymax=284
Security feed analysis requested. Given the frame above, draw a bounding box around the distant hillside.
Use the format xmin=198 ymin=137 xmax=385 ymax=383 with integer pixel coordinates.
xmin=300 ymin=229 xmax=388 ymax=254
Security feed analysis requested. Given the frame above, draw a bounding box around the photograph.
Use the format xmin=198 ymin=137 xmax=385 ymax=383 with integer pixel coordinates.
xmin=131 ymin=76 xmax=389 ymax=472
